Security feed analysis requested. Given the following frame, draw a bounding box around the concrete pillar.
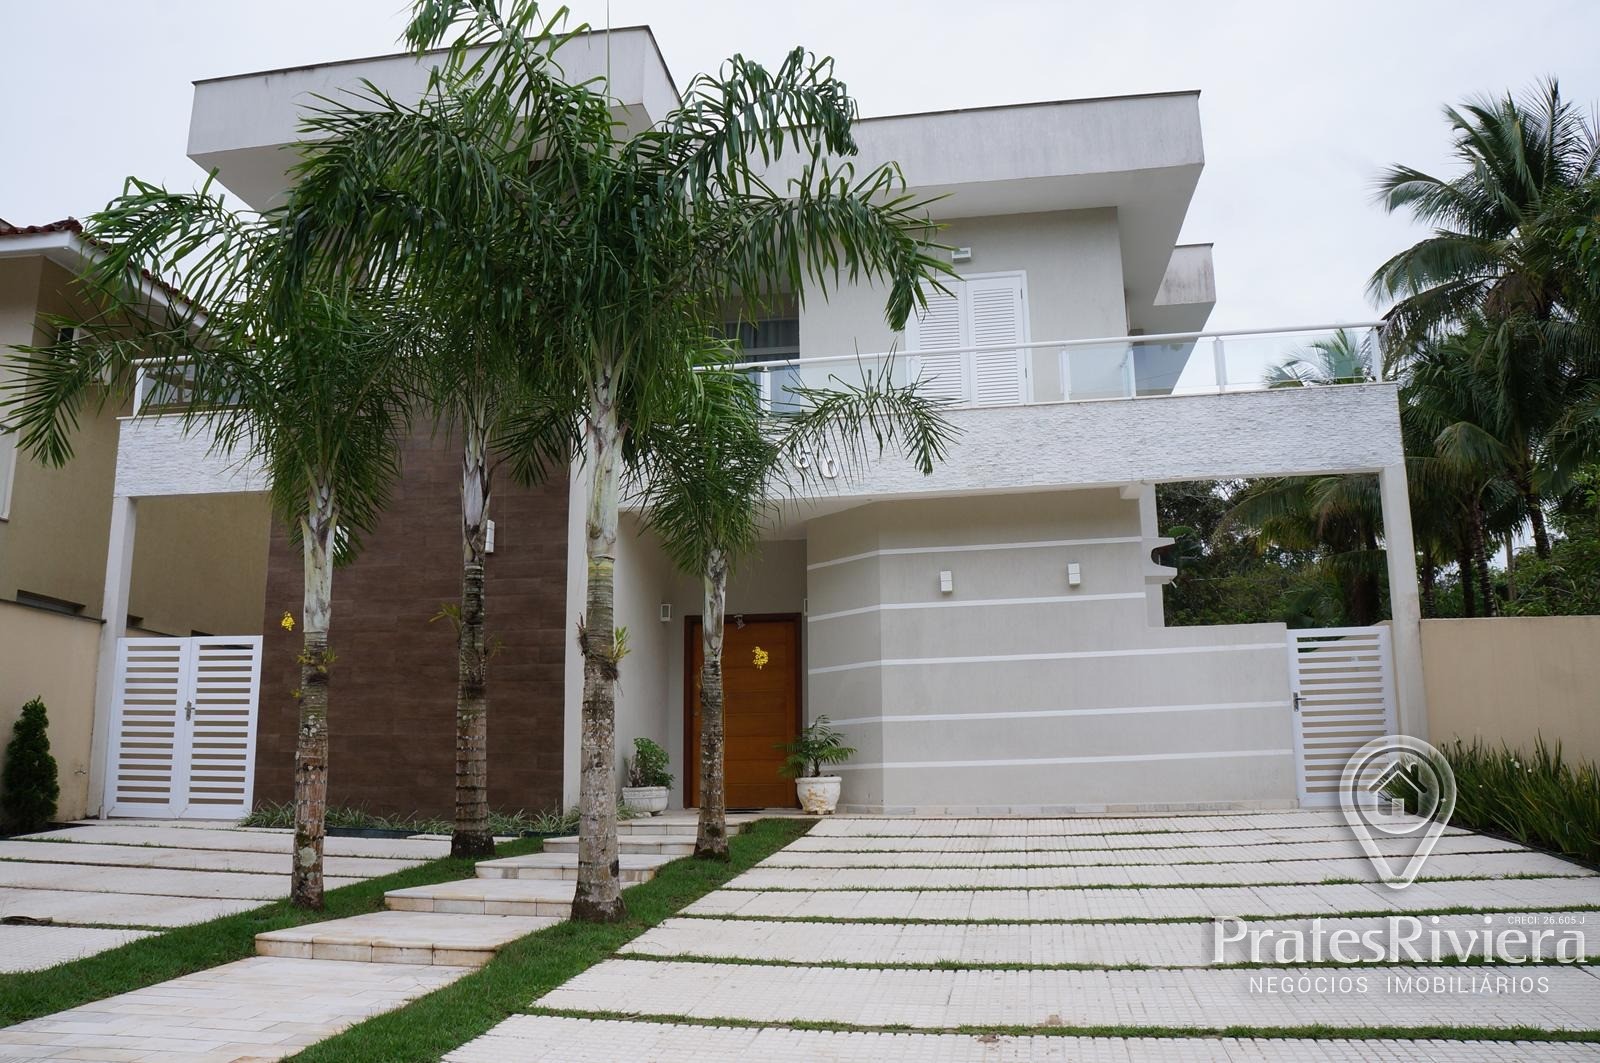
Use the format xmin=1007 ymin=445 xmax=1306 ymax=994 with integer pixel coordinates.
xmin=1379 ymin=462 xmax=1428 ymax=739
xmin=89 ymin=494 xmax=137 ymax=817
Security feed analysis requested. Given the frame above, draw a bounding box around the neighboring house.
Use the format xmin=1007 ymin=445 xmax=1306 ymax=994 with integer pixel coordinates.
xmin=0 ymin=220 xmax=270 ymax=818
xmin=61 ymin=26 xmax=1425 ymax=819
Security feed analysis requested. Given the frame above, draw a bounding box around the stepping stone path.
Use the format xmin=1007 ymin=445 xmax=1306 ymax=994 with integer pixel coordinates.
xmin=449 ymin=809 xmax=1600 ymax=1062
xmin=0 ymin=814 xmax=752 ymax=1061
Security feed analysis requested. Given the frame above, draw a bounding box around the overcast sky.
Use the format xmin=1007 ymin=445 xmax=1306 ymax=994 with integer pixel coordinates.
xmin=4 ymin=1 xmax=1597 ymax=329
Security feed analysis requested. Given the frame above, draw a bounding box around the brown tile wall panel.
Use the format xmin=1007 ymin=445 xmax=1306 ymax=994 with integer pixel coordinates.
xmin=256 ymin=431 xmax=570 ymax=817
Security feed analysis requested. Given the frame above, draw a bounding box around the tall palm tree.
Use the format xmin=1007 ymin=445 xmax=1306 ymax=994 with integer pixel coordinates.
xmin=282 ymin=16 xmax=609 ymax=858
xmin=2 ymin=181 xmax=416 ymax=908
xmin=404 ymin=1 xmax=949 ymax=921
xmin=1371 ymin=80 xmax=1600 ymax=558
xmin=1370 ymin=79 xmax=1599 ymax=343
xmin=634 ymin=355 xmax=955 ymax=859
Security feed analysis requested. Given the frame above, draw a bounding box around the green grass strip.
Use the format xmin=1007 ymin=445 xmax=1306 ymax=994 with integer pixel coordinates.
xmin=286 ymin=817 xmax=812 ymax=1063
xmin=0 ymin=835 xmax=546 ymax=1028
xmin=523 ymin=1006 xmax=1600 ymax=1043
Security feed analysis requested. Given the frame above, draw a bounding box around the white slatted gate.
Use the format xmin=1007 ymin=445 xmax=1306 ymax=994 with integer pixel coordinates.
xmin=106 ymin=636 xmax=263 ymax=818
xmin=1287 ymin=626 xmax=1398 ymax=806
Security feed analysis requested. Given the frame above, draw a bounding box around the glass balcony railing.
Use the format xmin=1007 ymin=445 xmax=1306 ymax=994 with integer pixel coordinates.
xmin=741 ymin=323 xmax=1384 ymax=411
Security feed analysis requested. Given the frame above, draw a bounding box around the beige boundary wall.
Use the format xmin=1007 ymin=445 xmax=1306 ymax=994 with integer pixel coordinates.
xmin=1422 ymin=616 xmax=1600 ymax=766
xmin=0 ymin=600 xmax=101 ymax=820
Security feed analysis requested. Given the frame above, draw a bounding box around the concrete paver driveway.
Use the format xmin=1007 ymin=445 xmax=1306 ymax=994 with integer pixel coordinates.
xmin=449 ymin=809 xmax=1600 ymax=1062
xmin=0 ymin=819 xmax=450 ymax=971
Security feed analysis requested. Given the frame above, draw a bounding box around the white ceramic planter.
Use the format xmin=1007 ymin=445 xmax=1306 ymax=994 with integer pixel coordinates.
xmin=622 ymin=785 xmax=669 ymax=815
xmin=795 ymin=775 xmax=842 ymax=814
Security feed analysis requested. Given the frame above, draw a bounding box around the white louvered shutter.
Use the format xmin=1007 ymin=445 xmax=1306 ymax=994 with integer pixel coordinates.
xmin=109 ymin=639 xmax=189 ymax=816
xmin=905 ymin=284 xmax=968 ymax=403
xmin=107 ymin=636 xmax=263 ymax=818
xmin=183 ymin=638 xmax=263 ymax=817
xmin=967 ymin=276 xmax=1026 ymax=405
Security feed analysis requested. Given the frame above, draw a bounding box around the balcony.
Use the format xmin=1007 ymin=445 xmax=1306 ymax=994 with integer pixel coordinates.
xmin=743 ymin=323 xmax=1382 ymax=412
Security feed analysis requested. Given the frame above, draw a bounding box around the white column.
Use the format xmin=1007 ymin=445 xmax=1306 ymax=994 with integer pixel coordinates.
xmin=89 ymin=494 xmax=137 ymax=817
xmin=1379 ymin=462 xmax=1428 ymax=739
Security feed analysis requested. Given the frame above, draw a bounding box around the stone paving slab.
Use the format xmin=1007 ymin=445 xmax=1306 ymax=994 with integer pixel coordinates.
xmin=475 ymin=851 xmax=671 ymax=882
xmin=23 ymin=823 xmax=453 ymax=861
xmin=257 ymin=911 xmax=556 ymax=966
xmin=806 ymin=811 xmax=1371 ymax=837
xmin=726 ymin=851 xmax=1588 ymax=891
xmin=385 ymin=877 xmax=576 ymax=917
xmin=445 ymin=1015 xmax=1600 ymax=1062
xmin=0 ymin=956 xmax=466 ymax=1061
xmin=685 ymin=876 xmax=1600 ymax=922
xmin=0 ymin=862 xmax=360 ymax=900
xmin=762 ymin=834 xmax=1526 ymax=867
xmin=535 ymin=958 xmax=1600 ymax=1031
xmin=0 ymin=840 xmax=415 ymax=879
xmin=0 ymin=887 xmax=260 ymax=927
xmin=0 ymin=924 xmax=156 ymax=972
xmin=625 ymin=912 xmax=1600 ymax=967
xmin=787 ymin=825 xmax=1481 ymax=852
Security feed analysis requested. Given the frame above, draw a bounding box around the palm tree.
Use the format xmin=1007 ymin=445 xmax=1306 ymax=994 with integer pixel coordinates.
xmin=281 ymin=17 xmax=609 ymax=859
xmin=1266 ymin=329 xmax=1378 ymax=387
xmin=403 ymin=1 xmax=949 ymax=921
xmin=634 ymin=355 xmax=955 ymax=859
xmin=2 ymin=181 xmax=416 ymax=908
xmin=1371 ymin=81 xmax=1600 ymax=557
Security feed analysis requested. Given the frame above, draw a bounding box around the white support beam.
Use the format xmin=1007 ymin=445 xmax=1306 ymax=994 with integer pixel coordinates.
xmin=1379 ymin=461 xmax=1428 ymax=740
xmin=89 ymin=495 xmax=137 ymax=818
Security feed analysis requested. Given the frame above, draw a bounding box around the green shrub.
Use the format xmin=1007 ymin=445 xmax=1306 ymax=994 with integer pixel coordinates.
xmin=624 ymin=737 xmax=673 ymax=788
xmin=237 ymin=802 xmax=633 ymax=836
xmin=2 ymin=698 xmax=60 ymax=835
xmin=1439 ymin=738 xmax=1600 ymax=866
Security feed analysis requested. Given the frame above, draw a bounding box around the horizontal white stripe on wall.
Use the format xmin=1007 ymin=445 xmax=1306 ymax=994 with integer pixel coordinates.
xmin=806 ymin=536 xmax=1143 ymax=572
xmin=835 ymin=748 xmax=1296 ymax=771
xmin=807 ymin=592 xmax=1146 ymax=623
xmin=809 ymin=641 xmax=1287 ymax=676
xmin=828 ymin=700 xmax=1289 ymax=727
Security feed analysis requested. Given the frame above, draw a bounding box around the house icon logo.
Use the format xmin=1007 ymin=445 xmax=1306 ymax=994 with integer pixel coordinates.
xmin=1339 ymin=736 xmax=1456 ymax=890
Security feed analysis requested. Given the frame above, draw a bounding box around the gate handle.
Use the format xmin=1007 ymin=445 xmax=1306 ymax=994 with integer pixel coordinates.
xmin=184 ymin=701 xmax=195 ymax=721
xmin=1292 ymin=692 xmax=1301 ymax=713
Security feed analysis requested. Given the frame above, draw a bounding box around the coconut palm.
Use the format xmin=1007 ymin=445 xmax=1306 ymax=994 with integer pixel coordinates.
xmin=402 ymin=1 xmax=949 ymax=920
xmin=2 ymin=181 xmax=417 ymax=908
xmin=634 ymin=353 xmax=955 ymax=859
xmin=1370 ymin=79 xmax=1599 ymax=344
xmin=1266 ymin=329 xmax=1379 ymax=388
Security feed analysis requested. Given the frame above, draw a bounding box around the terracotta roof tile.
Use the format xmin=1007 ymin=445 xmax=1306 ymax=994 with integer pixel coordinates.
xmin=0 ymin=218 xmax=84 ymax=237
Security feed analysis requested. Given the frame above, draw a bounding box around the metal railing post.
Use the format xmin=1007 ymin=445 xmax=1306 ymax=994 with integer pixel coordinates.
xmin=1212 ymin=337 xmax=1228 ymax=393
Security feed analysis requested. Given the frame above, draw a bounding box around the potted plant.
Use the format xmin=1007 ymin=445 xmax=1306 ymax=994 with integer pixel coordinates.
xmin=621 ymin=737 xmax=672 ymax=815
xmin=778 ymin=716 xmax=856 ymax=814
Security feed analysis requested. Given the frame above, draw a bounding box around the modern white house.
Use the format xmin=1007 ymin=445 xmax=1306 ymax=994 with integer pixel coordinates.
xmin=21 ymin=26 xmax=1423 ymax=821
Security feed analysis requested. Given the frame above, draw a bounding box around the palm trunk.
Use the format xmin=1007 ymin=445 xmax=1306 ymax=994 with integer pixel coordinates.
xmin=1420 ymin=550 xmax=1437 ymax=619
xmin=1502 ymin=531 xmax=1517 ymax=603
xmin=694 ymin=548 xmax=730 ymax=861
xmin=453 ymin=416 xmax=494 ymax=859
xmin=291 ymin=485 xmax=337 ymax=909
xmin=1470 ymin=502 xmax=1496 ymax=617
xmin=572 ymin=374 xmax=626 ymax=923
xmin=1527 ymin=498 xmax=1551 ymax=560
xmin=1457 ymin=539 xmax=1476 ymax=618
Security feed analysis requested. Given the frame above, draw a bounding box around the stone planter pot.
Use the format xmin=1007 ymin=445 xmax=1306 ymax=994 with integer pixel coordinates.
xmin=795 ymin=775 xmax=842 ymax=814
xmin=622 ymin=785 xmax=669 ymax=815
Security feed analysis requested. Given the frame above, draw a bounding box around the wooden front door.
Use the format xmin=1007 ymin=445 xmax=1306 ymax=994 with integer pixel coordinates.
xmin=685 ymin=615 xmax=801 ymax=809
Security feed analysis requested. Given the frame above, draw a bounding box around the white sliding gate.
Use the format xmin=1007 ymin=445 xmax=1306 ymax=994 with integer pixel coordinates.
xmin=1287 ymin=626 xmax=1398 ymax=806
xmin=104 ymin=636 xmax=263 ymax=819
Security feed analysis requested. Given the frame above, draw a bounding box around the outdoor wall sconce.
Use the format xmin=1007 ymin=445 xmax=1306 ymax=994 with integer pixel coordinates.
xmin=1067 ymin=562 xmax=1082 ymax=587
xmin=939 ymin=570 xmax=954 ymax=594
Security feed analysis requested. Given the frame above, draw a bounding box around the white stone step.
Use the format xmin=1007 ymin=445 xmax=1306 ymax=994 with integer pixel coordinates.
xmin=617 ymin=815 xmax=754 ymax=838
xmin=385 ymin=877 xmax=578 ymax=918
xmin=475 ymin=851 xmax=672 ymax=883
xmin=257 ymin=910 xmax=556 ymax=967
xmin=543 ymin=833 xmax=695 ymax=857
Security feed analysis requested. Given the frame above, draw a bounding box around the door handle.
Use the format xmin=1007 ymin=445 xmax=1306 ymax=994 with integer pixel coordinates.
xmin=1292 ymin=692 xmax=1301 ymax=713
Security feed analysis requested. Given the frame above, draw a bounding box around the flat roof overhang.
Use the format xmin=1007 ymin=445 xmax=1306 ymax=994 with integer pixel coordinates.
xmin=186 ymin=26 xmax=680 ymax=211
xmin=764 ymin=92 xmax=1210 ymax=334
